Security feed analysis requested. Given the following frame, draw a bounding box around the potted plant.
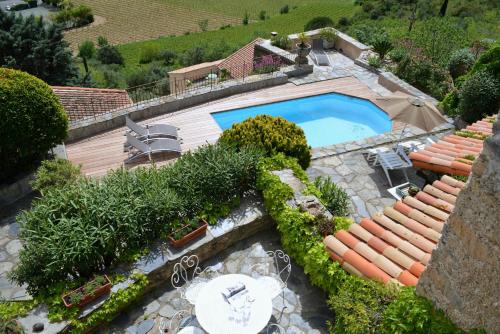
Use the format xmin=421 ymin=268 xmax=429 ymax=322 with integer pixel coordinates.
xmin=62 ymin=275 xmax=112 ymax=308
xmin=168 ymin=218 xmax=208 ymax=248
xmin=295 ymin=32 xmax=311 ymax=65
xmin=319 ymin=27 xmax=337 ymax=49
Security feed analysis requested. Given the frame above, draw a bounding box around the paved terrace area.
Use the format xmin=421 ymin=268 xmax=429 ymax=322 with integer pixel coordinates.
xmin=102 ymin=230 xmax=330 ymax=334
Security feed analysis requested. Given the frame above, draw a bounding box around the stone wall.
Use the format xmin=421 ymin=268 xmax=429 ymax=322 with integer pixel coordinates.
xmin=416 ymin=117 xmax=500 ymax=333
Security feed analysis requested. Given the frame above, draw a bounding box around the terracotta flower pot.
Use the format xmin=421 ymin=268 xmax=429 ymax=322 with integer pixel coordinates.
xmin=168 ymin=219 xmax=208 ymax=248
xmin=62 ymin=275 xmax=112 ymax=308
xmin=295 ymin=43 xmax=311 ymax=65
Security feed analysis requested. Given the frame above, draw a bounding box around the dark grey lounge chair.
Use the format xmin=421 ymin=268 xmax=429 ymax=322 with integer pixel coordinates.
xmin=125 ymin=133 xmax=181 ymax=164
xmin=126 ymin=116 xmax=179 ymax=141
xmin=311 ymin=39 xmax=330 ymax=66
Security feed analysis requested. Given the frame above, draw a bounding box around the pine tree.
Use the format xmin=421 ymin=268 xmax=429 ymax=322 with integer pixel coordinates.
xmin=0 ymin=9 xmax=77 ymax=85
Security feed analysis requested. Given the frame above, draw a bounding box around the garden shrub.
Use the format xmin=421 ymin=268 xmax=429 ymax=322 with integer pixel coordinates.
xmin=458 ymin=70 xmax=499 ymax=123
xmin=439 ymin=90 xmax=460 ymax=117
xmin=31 ymin=159 xmax=81 ymax=196
xmin=53 ymin=4 xmax=94 ymax=28
xmin=372 ymin=34 xmax=393 ymax=60
xmin=368 ymin=55 xmax=382 ymax=68
xmin=159 ymin=49 xmax=177 ymax=65
xmin=388 ymin=48 xmax=407 ymax=63
xmin=279 ymin=5 xmax=289 ymax=14
xmin=97 ymin=40 xmax=124 ymax=65
xmin=102 ymin=68 xmax=123 ymax=88
xmin=139 ymin=45 xmax=161 ymax=64
xmin=0 ymin=69 xmax=68 ymax=182
xmin=219 ymin=115 xmax=311 ymax=169
xmin=470 ymin=44 xmax=500 ymax=80
xmin=314 ymin=177 xmax=349 ymax=217
xmin=126 ymin=65 xmax=168 ymax=88
xmin=271 ymin=35 xmax=292 ymax=50
xmin=338 ymin=16 xmax=351 ymax=27
xmin=12 ymin=143 xmax=261 ymax=294
xmin=304 ymin=16 xmax=334 ymax=31
xmin=448 ymin=49 xmax=475 ymax=80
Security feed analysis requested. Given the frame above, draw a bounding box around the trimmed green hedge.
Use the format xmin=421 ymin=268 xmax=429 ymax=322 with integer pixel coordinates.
xmin=0 ymin=68 xmax=68 ymax=182
xmin=257 ymin=154 xmax=482 ymax=334
xmin=219 ymin=115 xmax=311 ymax=169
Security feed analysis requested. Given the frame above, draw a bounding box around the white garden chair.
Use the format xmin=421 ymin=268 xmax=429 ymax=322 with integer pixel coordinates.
xmin=171 ymin=255 xmax=220 ymax=306
xmin=166 ymin=310 xmax=205 ymax=334
xmin=250 ymin=250 xmax=291 ymax=321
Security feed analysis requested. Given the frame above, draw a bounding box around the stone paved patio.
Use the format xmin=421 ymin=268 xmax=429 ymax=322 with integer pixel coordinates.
xmin=0 ymin=195 xmax=31 ymax=300
xmin=307 ymin=150 xmax=426 ymax=223
xmin=102 ymin=230 xmax=331 ymax=334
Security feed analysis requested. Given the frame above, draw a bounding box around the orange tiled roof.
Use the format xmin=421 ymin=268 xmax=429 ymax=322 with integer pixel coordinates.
xmin=324 ymin=175 xmax=466 ymax=286
xmin=217 ymin=38 xmax=263 ymax=79
xmin=409 ymin=116 xmax=496 ymax=176
xmin=52 ymin=86 xmax=133 ymax=122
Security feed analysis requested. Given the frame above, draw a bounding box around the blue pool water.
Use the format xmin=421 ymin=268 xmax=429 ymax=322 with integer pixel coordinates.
xmin=211 ymin=93 xmax=392 ymax=148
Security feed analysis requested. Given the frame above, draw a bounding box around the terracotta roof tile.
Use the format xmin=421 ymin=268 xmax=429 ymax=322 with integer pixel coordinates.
xmin=217 ymin=38 xmax=263 ymax=79
xmin=52 ymin=86 xmax=133 ymax=122
xmin=324 ymin=174 xmax=464 ymax=286
xmin=409 ymin=116 xmax=495 ymax=176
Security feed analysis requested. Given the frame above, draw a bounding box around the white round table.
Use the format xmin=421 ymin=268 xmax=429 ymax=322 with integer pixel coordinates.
xmin=195 ymin=274 xmax=273 ymax=334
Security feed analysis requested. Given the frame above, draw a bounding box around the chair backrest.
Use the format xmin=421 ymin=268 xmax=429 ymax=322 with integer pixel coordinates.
xmin=267 ymin=323 xmax=285 ymax=334
xmin=126 ymin=133 xmax=149 ymax=153
xmin=125 ymin=116 xmax=147 ymax=136
xmin=312 ymin=38 xmax=323 ymax=50
xmin=270 ymin=250 xmax=291 ymax=287
xmin=171 ymin=255 xmax=204 ymax=290
xmin=395 ymin=144 xmax=412 ymax=165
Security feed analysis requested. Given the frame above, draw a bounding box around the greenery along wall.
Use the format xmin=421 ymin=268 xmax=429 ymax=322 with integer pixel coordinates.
xmin=11 ymin=143 xmax=263 ymax=294
xmin=256 ymin=153 xmax=484 ymax=334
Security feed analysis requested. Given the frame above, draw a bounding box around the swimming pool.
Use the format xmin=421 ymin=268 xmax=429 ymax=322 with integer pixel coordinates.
xmin=211 ymin=93 xmax=392 ymax=148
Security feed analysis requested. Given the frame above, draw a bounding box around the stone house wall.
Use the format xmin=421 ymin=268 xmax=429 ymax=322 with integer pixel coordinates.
xmin=416 ymin=116 xmax=500 ymax=333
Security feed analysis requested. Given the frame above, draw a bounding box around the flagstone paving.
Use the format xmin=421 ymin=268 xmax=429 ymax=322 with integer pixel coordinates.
xmin=102 ymin=230 xmax=331 ymax=334
xmin=0 ymin=195 xmax=32 ymax=300
xmin=307 ymin=150 xmax=425 ymax=223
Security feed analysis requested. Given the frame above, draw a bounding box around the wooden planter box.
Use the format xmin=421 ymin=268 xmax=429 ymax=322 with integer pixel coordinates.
xmin=62 ymin=275 xmax=112 ymax=308
xmin=168 ymin=219 xmax=208 ymax=248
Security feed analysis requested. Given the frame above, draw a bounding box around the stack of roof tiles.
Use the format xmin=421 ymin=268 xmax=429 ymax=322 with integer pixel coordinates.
xmin=323 ymin=175 xmax=466 ymax=286
xmin=409 ymin=116 xmax=495 ymax=176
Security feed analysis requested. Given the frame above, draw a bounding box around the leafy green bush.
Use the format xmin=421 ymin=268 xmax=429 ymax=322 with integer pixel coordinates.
xmin=368 ymin=55 xmax=382 ymax=68
xmin=159 ymin=49 xmax=177 ymax=65
xmin=459 ymin=70 xmax=499 ymax=123
xmin=304 ymin=16 xmax=334 ymax=31
xmin=53 ymin=4 xmax=94 ymax=28
xmin=448 ymin=49 xmax=475 ymax=79
xmin=11 ymin=143 xmax=261 ymax=294
xmin=139 ymin=45 xmax=161 ymax=64
xmin=102 ymin=68 xmax=123 ymax=88
xmin=219 ymin=115 xmax=311 ymax=169
xmin=0 ymin=69 xmax=68 ymax=182
xmin=279 ymin=5 xmax=289 ymax=14
xmin=439 ymin=90 xmax=460 ymax=117
xmin=388 ymin=48 xmax=407 ymax=63
xmin=314 ymin=177 xmax=349 ymax=217
xmin=470 ymin=44 xmax=500 ymax=80
xmin=338 ymin=16 xmax=351 ymax=27
xmin=271 ymin=35 xmax=292 ymax=50
xmin=31 ymin=159 xmax=81 ymax=196
xmin=97 ymin=40 xmax=124 ymax=65
xmin=372 ymin=34 xmax=393 ymax=60
xmin=242 ymin=12 xmax=249 ymax=25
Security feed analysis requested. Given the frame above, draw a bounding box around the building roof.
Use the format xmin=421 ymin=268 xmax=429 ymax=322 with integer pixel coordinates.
xmin=168 ymin=60 xmax=223 ymax=74
xmin=52 ymin=86 xmax=133 ymax=122
xmin=217 ymin=38 xmax=264 ymax=78
xmin=409 ymin=116 xmax=495 ymax=176
xmin=324 ymin=174 xmax=466 ymax=286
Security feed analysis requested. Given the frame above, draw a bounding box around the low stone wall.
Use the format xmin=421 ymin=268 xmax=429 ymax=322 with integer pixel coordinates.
xmin=378 ymin=72 xmax=438 ymax=103
xmin=416 ymin=118 xmax=500 ymax=333
xmin=0 ymin=173 xmax=34 ymax=208
xmin=67 ymin=74 xmax=288 ymax=142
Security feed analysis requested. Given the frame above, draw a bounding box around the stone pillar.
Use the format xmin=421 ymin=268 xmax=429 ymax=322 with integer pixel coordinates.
xmin=416 ymin=116 xmax=500 ymax=333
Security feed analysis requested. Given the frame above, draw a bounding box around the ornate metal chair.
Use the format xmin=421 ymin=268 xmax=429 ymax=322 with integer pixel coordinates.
xmin=164 ymin=310 xmax=205 ymax=334
xmin=171 ymin=255 xmax=219 ymax=306
xmin=250 ymin=250 xmax=292 ymax=321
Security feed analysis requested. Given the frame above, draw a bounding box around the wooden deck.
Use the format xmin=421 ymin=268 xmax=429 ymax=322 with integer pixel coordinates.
xmin=66 ymin=77 xmax=381 ymax=176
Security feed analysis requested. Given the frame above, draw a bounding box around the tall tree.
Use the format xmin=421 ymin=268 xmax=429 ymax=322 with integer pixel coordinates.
xmin=439 ymin=0 xmax=449 ymax=17
xmin=78 ymin=40 xmax=95 ymax=82
xmin=0 ymin=9 xmax=77 ymax=85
